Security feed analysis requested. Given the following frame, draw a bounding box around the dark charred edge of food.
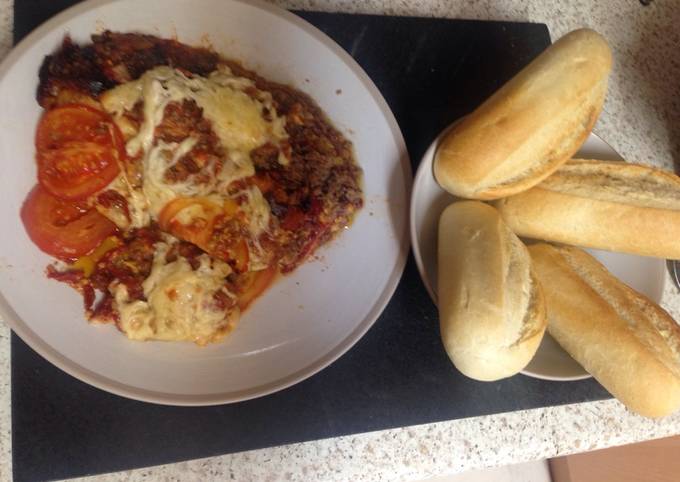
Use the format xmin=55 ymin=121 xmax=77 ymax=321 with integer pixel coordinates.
xmin=91 ymin=31 xmax=218 ymax=83
xmin=37 ymin=31 xmax=219 ymax=107
xmin=37 ymin=36 xmax=114 ymax=107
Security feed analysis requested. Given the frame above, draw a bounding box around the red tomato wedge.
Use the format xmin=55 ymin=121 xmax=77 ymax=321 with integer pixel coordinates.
xmin=238 ymin=265 xmax=278 ymax=310
xmin=20 ymin=185 xmax=118 ymax=259
xmin=159 ymin=197 xmax=250 ymax=272
xmin=36 ymin=104 xmax=124 ymax=200
xmin=227 ymin=239 xmax=250 ymax=273
xmin=158 ymin=197 xmax=224 ymax=248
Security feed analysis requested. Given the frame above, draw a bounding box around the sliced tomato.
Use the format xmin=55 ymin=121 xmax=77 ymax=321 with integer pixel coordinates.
xmin=38 ymin=142 xmax=122 ymax=200
xmin=20 ymin=185 xmax=118 ymax=259
xmin=36 ymin=104 xmax=124 ymax=200
xmin=226 ymin=239 xmax=249 ymax=273
xmin=159 ymin=197 xmax=251 ymax=272
xmin=158 ymin=197 xmax=224 ymax=248
xmin=35 ymin=104 xmax=120 ymax=151
xmin=238 ymin=265 xmax=278 ymax=310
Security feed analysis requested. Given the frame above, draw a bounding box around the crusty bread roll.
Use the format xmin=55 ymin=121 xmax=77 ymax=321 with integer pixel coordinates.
xmin=438 ymin=201 xmax=547 ymax=381
xmin=529 ymin=243 xmax=680 ymax=418
xmin=495 ymin=159 xmax=680 ymax=259
xmin=434 ymin=29 xmax=612 ymax=200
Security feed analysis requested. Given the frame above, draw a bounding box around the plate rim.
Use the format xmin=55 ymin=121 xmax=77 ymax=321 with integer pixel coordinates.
xmin=0 ymin=0 xmax=412 ymax=406
xmin=409 ymin=128 xmax=665 ymax=382
xmin=409 ymin=125 xmax=451 ymax=303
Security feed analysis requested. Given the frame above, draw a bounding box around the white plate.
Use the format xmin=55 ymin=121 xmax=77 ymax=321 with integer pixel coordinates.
xmin=0 ymin=0 xmax=411 ymax=405
xmin=410 ymin=129 xmax=665 ymax=381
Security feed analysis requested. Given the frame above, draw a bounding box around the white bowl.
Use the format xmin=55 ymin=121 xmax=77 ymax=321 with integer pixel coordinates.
xmin=410 ymin=129 xmax=665 ymax=381
xmin=0 ymin=0 xmax=411 ymax=405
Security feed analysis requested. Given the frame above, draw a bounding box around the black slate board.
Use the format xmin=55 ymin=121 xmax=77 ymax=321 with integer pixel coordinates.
xmin=11 ymin=4 xmax=611 ymax=481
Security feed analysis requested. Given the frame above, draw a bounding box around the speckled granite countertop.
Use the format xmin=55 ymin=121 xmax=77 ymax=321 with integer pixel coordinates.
xmin=1 ymin=1 xmax=679 ymax=481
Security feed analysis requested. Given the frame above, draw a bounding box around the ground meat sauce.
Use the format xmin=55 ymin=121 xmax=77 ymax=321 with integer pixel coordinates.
xmin=246 ymin=77 xmax=363 ymax=271
xmin=38 ymin=31 xmax=363 ymax=336
xmin=155 ymin=99 xmax=225 ymax=185
xmin=89 ymin=226 xmax=161 ymax=299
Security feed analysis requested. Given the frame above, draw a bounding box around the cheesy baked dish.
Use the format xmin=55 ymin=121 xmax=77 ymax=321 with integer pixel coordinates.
xmin=21 ymin=32 xmax=363 ymax=345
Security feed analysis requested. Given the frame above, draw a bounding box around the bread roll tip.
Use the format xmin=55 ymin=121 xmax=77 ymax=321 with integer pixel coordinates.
xmin=434 ymin=28 xmax=612 ymax=200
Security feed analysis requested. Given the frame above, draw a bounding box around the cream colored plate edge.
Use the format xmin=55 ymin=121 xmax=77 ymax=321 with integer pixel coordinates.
xmin=410 ymin=129 xmax=666 ymax=382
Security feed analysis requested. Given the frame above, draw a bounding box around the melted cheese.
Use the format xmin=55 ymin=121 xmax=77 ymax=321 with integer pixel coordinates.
xmin=223 ymin=185 xmax=271 ymax=271
xmin=97 ymin=67 xmax=282 ymax=336
xmin=113 ymin=241 xmax=238 ymax=344
xmin=143 ymin=137 xmax=203 ymax=216
xmin=233 ymin=186 xmax=270 ymax=237
xmin=174 ymin=202 xmax=212 ymax=225
xmin=101 ymin=65 xmax=288 ymax=189
xmin=100 ymin=65 xmax=284 ymax=232
xmin=102 ymin=174 xmax=150 ymax=229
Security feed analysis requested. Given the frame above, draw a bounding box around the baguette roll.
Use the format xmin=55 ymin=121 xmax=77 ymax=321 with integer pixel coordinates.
xmin=495 ymin=159 xmax=680 ymax=259
xmin=529 ymin=243 xmax=680 ymax=418
xmin=438 ymin=201 xmax=547 ymax=381
xmin=434 ymin=28 xmax=612 ymax=200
